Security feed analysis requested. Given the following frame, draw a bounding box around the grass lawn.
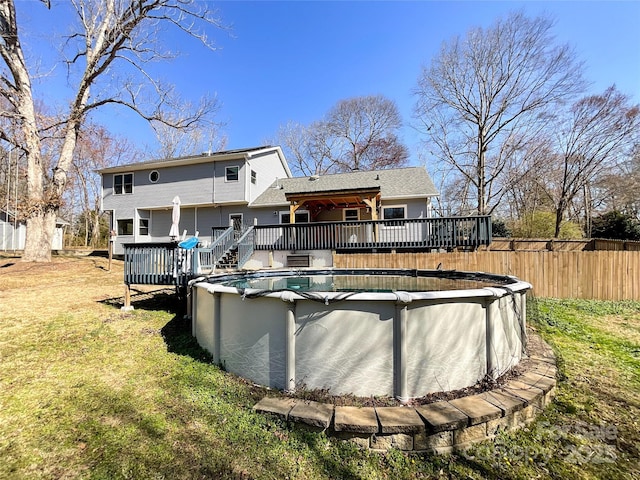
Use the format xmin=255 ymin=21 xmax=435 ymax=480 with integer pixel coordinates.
xmin=0 ymin=254 xmax=638 ymax=479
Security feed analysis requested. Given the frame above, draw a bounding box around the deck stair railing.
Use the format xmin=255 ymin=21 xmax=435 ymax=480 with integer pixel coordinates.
xmin=195 ymin=226 xmax=235 ymax=273
xmin=236 ymin=226 xmax=255 ymax=268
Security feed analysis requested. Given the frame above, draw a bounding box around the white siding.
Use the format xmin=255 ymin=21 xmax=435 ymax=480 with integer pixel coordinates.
xmin=1 ymin=221 xmax=63 ymax=250
xmin=247 ymin=150 xmax=290 ymax=203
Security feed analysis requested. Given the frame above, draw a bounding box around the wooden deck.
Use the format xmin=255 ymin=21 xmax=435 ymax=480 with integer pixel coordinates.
xmin=121 ymin=216 xmax=492 ymax=307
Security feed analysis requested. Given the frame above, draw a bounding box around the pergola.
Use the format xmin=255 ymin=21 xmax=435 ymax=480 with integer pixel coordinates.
xmin=284 ymin=188 xmax=381 ymax=222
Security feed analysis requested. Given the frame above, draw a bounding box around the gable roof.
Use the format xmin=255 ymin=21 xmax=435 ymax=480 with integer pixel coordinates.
xmin=250 ymin=167 xmax=439 ymax=207
xmin=97 ymin=145 xmax=292 ymax=177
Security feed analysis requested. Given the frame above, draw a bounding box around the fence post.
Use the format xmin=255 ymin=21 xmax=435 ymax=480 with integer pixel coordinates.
xmin=122 ymin=283 xmax=134 ymax=311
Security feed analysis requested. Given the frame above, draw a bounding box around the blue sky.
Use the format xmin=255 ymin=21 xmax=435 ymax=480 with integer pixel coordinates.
xmin=18 ymin=0 xmax=640 ymax=163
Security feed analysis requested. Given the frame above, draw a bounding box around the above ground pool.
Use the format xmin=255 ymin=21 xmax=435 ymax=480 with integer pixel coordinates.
xmin=191 ymin=268 xmax=531 ymax=401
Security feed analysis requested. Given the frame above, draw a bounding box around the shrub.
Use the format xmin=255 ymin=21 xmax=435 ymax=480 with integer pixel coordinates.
xmin=511 ymin=211 xmax=583 ymax=239
xmin=591 ymin=210 xmax=640 ymax=240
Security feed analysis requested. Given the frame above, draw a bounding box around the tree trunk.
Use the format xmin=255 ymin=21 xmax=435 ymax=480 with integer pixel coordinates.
xmin=90 ymin=209 xmax=100 ymax=247
xmin=477 ymin=130 xmax=486 ymax=215
xmin=23 ymin=210 xmax=55 ymax=262
xmin=583 ymin=184 xmax=592 ymax=238
xmin=554 ymin=199 xmax=566 ymax=238
xmin=21 ymin=128 xmax=49 ymax=262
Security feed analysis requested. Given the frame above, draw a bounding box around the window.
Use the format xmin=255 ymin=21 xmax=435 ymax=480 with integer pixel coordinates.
xmin=225 ymin=166 xmax=239 ymax=182
xmin=139 ymin=218 xmax=149 ymax=236
xmin=149 ymin=170 xmax=159 ymax=183
xmin=382 ymin=206 xmax=406 ymax=220
xmin=280 ymin=211 xmax=310 ymax=223
xmin=114 ymin=173 xmax=133 ymax=194
xmin=251 ymin=170 xmax=257 ymax=184
xmin=344 ymin=209 xmax=359 ymax=221
xmin=117 ymin=219 xmax=134 ymax=236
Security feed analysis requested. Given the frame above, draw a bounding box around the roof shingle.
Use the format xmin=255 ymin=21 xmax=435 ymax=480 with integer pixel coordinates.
xmin=251 ymin=167 xmax=438 ymax=207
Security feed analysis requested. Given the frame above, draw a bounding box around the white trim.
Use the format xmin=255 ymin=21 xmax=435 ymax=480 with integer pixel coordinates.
xmin=225 ymin=165 xmax=239 ymax=182
xmin=280 ymin=210 xmax=309 ymax=224
xmin=343 ymin=208 xmax=360 ymax=221
xmin=381 ymin=204 xmax=407 ymax=220
xmin=113 ymin=172 xmax=134 ymax=195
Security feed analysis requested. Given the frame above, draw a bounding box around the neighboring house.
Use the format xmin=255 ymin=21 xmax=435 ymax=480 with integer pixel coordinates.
xmin=0 ymin=209 xmax=67 ymax=251
xmin=99 ymin=146 xmax=293 ymax=255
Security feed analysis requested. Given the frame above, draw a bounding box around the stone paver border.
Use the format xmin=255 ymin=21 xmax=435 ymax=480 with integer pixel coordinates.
xmin=253 ymin=332 xmax=557 ymax=453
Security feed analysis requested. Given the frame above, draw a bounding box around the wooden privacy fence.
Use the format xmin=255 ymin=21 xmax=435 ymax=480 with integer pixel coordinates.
xmin=488 ymin=237 xmax=640 ymax=251
xmin=334 ymin=251 xmax=640 ymax=301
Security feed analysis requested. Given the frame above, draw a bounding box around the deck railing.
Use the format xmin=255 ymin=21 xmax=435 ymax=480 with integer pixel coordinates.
xmin=196 ymin=226 xmax=235 ymax=272
xmin=123 ymin=216 xmax=491 ymax=289
xmin=253 ymin=216 xmax=491 ymax=251
xmin=123 ymin=242 xmax=180 ymax=285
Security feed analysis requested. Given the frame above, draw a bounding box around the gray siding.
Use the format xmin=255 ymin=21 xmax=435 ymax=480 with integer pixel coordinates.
xmin=102 ymin=151 xmax=289 ymax=211
xmin=247 ymin=207 xmax=284 ymax=226
xmin=381 ymin=199 xmax=431 ymax=219
xmin=150 ymin=208 xmax=197 ymax=239
xmin=151 ymin=210 xmax=173 ymax=239
xmin=103 ymin=162 xmax=218 ymax=212
xmin=213 ymin=160 xmax=246 ymax=204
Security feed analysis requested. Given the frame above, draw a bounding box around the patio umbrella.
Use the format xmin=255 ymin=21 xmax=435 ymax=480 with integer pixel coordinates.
xmin=169 ymin=195 xmax=181 ymax=240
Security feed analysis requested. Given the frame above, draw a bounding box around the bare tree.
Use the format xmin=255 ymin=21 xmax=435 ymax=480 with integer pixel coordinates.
xmin=499 ymin=136 xmax=556 ymax=221
xmin=538 ymin=87 xmax=640 ymax=237
xmin=278 ymin=95 xmax=409 ymax=176
xmin=594 ymin=143 xmax=640 ymax=218
xmin=414 ymin=11 xmax=586 ymax=215
xmin=65 ymin=124 xmax=134 ymax=247
xmin=0 ymin=0 xmax=224 ymax=261
xmin=152 ymin=108 xmax=227 ymax=159
xmin=326 ymin=95 xmax=408 ymax=172
xmin=277 ymin=121 xmax=339 ymax=176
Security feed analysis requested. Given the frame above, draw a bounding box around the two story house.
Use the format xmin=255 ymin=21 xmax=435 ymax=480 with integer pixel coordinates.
xmin=100 ymin=144 xmax=487 ymax=270
xmin=99 ymin=146 xmax=292 ymax=255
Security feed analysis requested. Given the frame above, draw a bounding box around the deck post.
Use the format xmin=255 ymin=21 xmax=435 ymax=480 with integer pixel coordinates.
xmin=121 ymin=283 xmax=134 ymax=311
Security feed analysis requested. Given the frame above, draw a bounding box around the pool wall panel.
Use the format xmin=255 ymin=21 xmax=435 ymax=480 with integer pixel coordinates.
xmin=294 ymin=301 xmax=394 ymax=396
xmin=193 ymin=287 xmax=215 ymax=355
xmin=405 ymin=299 xmax=487 ymax=397
xmin=219 ymin=295 xmax=287 ymax=390
xmin=486 ymin=293 xmax=526 ymax=377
